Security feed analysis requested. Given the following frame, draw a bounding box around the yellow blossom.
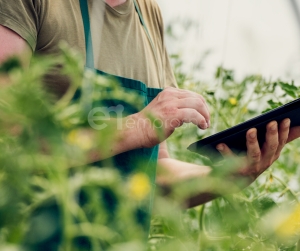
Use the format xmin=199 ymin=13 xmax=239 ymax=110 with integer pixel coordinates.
xmin=66 ymin=129 xmax=93 ymax=150
xmin=269 ymin=174 xmax=273 ymax=183
xmin=276 ymin=204 xmax=300 ymax=237
xmin=128 ymin=173 xmax=151 ymax=201
xmin=242 ymin=107 xmax=248 ymax=114
xmin=229 ymin=97 xmax=237 ymax=106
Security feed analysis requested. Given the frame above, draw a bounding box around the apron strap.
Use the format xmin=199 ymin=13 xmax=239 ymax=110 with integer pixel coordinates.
xmin=133 ymin=0 xmax=155 ymax=52
xmin=79 ymin=0 xmax=95 ymax=68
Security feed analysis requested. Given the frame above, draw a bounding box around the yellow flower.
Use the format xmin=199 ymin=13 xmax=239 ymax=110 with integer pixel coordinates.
xmin=128 ymin=173 xmax=151 ymax=201
xmin=269 ymin=174 xmax=273 ymax=183
xmin=66 ymin=129 xmax=93 ymax=151
xmin=276 ymin=204 xmax=300 ymax=237
xmin=229 ymin=97 xmax=237 ymax=106
xmin=242 ymin=107 xmax=248 ymax=114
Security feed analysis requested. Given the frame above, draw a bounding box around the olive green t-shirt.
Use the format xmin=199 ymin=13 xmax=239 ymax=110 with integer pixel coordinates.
xmin=0 ymin=0 xmax=177 ymax=98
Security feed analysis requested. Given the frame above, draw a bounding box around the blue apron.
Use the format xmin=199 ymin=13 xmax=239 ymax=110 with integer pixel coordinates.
xmin=78 ymin=0 xmax=163 ymax=229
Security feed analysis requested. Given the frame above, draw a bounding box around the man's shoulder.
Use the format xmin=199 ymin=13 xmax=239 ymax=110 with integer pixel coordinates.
xmin=136 ymin=0 xmax=163 ymax=25
xmin=3 ymin=0 xmax=44 ymax=14
xmin=0 ymin=0 xmax=44 ymax=51
xmin=136 ymin=0 xmax=158 ymax=7
xmin=136 ymin=0 xmax=161 ymax=14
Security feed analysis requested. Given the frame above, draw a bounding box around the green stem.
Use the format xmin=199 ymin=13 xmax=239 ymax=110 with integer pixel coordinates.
xmin=198 ymin=204 xmax=205 ymax=232
xmin=198 ymin=204 xmax=206 ymax=251
xmin=297 ymin=239 xmax=300 ymax=251
xmin=272 ymin=174 xmax=299 ymax=202
xmin=210 ymin=98 xmax=231 ymax=129
xmin=233 ymin=79 xmax=261 ymax=125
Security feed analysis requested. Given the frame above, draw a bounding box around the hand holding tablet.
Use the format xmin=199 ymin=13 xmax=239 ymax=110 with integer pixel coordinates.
xmin=188 ymin=98 xmax=300 ymax=163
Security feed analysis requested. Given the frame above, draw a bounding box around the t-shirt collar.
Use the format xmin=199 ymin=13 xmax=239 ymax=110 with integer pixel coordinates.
xmin=105 ymin=0 xmax=133 ymax=16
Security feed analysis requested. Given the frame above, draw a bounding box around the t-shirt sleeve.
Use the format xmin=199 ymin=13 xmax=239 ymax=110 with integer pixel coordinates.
xmin=0 ymin=0 xmax=40 ymax=51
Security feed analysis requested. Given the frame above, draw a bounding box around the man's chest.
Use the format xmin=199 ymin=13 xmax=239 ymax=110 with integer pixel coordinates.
xmin=35 ymin=0 xmax=163 ymax=88
xmin=36 ymin=0 xmax=85 ymax=56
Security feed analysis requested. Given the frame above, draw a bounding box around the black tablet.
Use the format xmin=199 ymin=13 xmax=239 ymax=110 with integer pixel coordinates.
xmin=188 ymin=98 xmax=300 ymax=162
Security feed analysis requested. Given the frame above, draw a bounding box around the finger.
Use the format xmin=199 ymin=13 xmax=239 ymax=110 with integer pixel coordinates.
xmin=178 ymin=89 xmax=211 ymax=118
xmin=160 ymin=88 xmax=211 ymax=127
xmin=261 ymin=121 xmax=278 ymax=161
xmin=177 ymin=98 xmax=210 ymax=124
xmin=287 ymin=126 xmax=300 ymax=143
xmin=176 ymin=108 xmax=208 ymax=129
xmin=246 ymin=128 xmax=261 ymax=165
xmin=168 ymin=87 xmax=203 ymax=99
xmin=275 ymin=118 xmax=290 ymax=156
xmin=175 ymin=89 xmax=210 ymax=127
xmin=163 ymin=87 xmax=207 ymax=104
xmin=216 ymin=143 xmax=235 ymax=157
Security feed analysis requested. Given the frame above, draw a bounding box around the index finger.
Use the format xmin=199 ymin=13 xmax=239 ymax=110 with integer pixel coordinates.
xmin=177 ymin=98 xmax=210 ymax=125
xmin=163 ymin=88 xmax=210 ymax=120
xmin=261 ymin=121 xmax=278 ymax=161
xmin=246 ymin=128 xmax=261 ymax=165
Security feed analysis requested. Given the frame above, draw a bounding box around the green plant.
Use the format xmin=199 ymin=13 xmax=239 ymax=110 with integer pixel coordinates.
xmin=0 ymin=45 xmax=300 ymax=251
xmin=150 ymin=54 xmax=300 ymax=251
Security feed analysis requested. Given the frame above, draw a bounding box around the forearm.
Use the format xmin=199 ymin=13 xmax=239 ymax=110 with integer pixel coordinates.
xmin=70 ymin=113 xmax=147 ymax=165
xmin=156 ymin=157 xmax=217 ymax=207
xmin=156 ymin=158 xmax=211 ymax=185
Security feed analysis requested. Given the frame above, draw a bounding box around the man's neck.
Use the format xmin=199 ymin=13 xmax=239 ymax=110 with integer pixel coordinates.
xmin=105 ymin=0 xmax=127 ymax=7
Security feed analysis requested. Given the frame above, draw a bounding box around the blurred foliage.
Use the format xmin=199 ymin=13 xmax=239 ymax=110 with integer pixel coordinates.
xmin=0 ymin=47 xmax=153 ymax=251
xmin=0 ymin=42 xmax=300 ymax=251
xmin=151 ymin=51 xmax=300 ymax=250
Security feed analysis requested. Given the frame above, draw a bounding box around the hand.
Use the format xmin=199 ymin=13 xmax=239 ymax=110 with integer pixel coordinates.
xmin=136 ymin=87 xmax=210 ymax=148
xmin=216 ymin=119 xmax=292 ymax=183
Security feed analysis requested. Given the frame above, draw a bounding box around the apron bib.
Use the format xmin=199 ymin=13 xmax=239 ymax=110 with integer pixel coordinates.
xmin=78 ymin=0 xmax=163 ymax=229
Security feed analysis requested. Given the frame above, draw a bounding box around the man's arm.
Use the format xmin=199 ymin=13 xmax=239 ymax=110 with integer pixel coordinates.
xmin=157 ymin=141 xmax=211 ymax=184
xmin=78 ymin=87 xmax=211 ymax=163
xmin=157 ymin=143 xmax=214 ymax=206
xmin=0 ymin=27 xmax=150 ymax=160
xmin=0 ymin=26 xmax=212 ymax=164
xmin=0 ymin=25 xmax=31 ymax=66
xmin=156 ymin=119 xmax=300 ymax=208
xmin=0 ymin=25 xmax=144 ymax=161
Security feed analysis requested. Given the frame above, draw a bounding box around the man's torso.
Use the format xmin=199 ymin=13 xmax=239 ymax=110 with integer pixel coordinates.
xmin=0 ymin=0 xmax=176 ymax=98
